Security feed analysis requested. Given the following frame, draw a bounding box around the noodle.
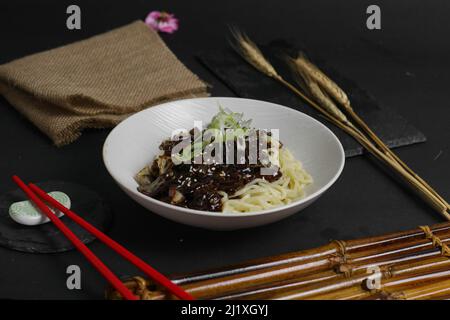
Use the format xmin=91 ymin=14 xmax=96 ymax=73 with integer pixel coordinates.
xmin=221 ymin=148 xmax=312 ymax=213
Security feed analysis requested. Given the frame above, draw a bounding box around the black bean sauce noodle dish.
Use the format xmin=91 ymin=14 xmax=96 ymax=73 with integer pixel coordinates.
xmin=135 ymin=107 xmax=312 ymax=213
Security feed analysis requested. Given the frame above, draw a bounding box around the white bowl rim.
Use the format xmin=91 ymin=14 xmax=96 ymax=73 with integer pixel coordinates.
xmin=103 ymin=97 xmax=345 ymax=218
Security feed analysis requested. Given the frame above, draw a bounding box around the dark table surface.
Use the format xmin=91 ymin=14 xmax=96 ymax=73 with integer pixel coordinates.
xmin=0 ymin=0 xmax=449 ymax=299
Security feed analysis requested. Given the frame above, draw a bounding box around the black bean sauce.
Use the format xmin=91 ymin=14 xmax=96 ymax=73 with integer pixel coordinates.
xmin=139 ymin=130 xmax=282 ymax=212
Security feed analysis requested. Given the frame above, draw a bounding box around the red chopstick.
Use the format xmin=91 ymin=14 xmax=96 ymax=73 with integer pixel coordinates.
xmin=27 ymin=181 xmax=194 ymax=300
xmin=12 ymin=175 xmax=137 ymax=300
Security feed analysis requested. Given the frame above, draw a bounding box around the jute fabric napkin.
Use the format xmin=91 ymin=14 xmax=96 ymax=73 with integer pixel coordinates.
xmin=0 ymin=21 xmax=208 ymax=146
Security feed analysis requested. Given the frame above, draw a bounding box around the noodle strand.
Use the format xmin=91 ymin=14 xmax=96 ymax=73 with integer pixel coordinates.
xmin=222 ymin=148 xmax=312 ymax=213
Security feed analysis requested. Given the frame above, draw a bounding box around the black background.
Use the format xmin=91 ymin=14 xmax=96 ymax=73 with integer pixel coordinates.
xmin=0 ymin=0 xmax=449 ymax=299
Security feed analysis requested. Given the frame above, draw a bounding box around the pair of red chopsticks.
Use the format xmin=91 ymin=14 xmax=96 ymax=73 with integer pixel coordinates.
xmin=12 ymin=175 xmax=194 ymax=301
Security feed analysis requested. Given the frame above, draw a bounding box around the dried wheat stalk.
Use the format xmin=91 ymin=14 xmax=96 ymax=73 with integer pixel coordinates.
xmin=292 ymin=54 xmax=352 ymax=108
xmin=229 ymin=30 xmax=450 ymax=219
xmin=229 ymin=28 xmax=280 ymax=79
xmin=289 ymin=54 xmax=450 ymax=211
xmin=287 ymin=61 xmax=350 ymax=125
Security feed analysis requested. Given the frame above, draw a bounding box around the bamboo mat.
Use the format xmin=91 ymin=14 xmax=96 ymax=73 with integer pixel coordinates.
xmin=107 ymin=222 xmax=450 ymax=300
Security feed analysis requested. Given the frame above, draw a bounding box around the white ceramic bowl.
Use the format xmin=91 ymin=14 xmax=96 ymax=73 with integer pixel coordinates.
xmin=103 ymin=97 xmax=345 ymax=230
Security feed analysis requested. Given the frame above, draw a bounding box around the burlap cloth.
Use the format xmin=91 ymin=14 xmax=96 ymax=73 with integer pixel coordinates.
xmin=0 ymin=21 xmax=209 ymax=146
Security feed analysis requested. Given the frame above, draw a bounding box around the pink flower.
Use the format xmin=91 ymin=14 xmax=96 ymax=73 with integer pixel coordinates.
xmin=145 ymin=11 xmax=179 ymax=34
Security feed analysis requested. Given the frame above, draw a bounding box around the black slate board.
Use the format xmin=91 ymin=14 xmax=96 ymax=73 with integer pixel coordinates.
xmin=0 ymin=181 xmax=112 ymax=253
xmin=198 ymin=40 xmax=426 ymax=157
